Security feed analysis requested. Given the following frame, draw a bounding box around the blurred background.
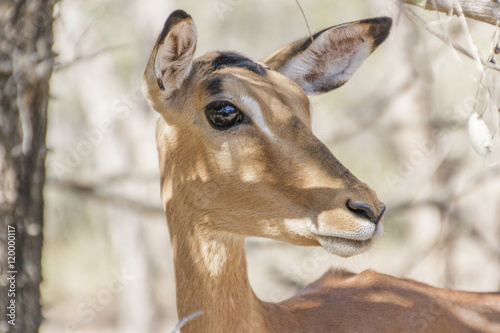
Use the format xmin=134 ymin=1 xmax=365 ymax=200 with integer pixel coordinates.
xmin=40 ymin=0 xmax=500 ymax=332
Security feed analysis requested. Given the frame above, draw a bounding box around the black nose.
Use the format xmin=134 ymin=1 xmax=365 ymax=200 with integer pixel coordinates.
xmin=346 ymin=200 xmax=386 ymax=223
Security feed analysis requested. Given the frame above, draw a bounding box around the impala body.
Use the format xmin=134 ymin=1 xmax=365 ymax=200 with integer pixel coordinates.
xmin=143 ymin=9 xmax=500 ymax=333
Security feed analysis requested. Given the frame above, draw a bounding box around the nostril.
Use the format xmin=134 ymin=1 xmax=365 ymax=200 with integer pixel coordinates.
xmin=346 ymin=200 xmax=380 ymax=224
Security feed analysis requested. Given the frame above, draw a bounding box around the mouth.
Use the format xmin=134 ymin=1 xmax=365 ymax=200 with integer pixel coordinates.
xmin=317 ymin=235 xmax=374 ymax=257
xmin=312 ymin=220 xmax=384 ymax=257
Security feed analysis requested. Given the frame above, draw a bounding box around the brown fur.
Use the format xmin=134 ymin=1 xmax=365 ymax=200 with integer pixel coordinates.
xmin=143 ymin=10 xmax=500 ymax=333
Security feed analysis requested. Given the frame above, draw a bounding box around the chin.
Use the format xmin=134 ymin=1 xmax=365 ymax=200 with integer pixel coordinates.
xmin=317 ymin=235 xmax=375 ymax=257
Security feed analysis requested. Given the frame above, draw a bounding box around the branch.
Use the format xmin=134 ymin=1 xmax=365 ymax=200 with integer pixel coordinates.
xmin=172 ymin=311 xmax=204 ymax=333
xmin=401 ymin=5 xmax=500 ymax=71
xmin=402 ymin=0 xmax=500 ymax=26
xmin=54 ymin=44 xmax=125 ymax=72
xmin=47 ymin=178 xmax=164 ymax=215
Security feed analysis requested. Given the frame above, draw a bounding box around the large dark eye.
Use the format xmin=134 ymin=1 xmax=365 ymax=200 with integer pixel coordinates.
xmin=205 ymin=101 xmax=243 ymax=130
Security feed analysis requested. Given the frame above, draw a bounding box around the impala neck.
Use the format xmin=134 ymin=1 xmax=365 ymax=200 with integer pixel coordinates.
xmin=168 ymin=210 xmax=269 ymax=332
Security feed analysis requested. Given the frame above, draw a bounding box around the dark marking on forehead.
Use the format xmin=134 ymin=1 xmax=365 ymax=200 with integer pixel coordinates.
xmin=212 ymin=52 xmax=267 ymax=76
xmin=206 ymin=76 xmax=224 ymax=95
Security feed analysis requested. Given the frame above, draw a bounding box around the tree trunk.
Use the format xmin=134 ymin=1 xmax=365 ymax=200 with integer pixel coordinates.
xmin=0 ymin=0 xmax=58 ymax=332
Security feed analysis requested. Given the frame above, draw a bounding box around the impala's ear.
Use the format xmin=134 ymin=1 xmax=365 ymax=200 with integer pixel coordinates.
xmin=143 ymin=10 xmax=197 ymax=103
xmin=263 ymin=17 xmax=392 ymax=95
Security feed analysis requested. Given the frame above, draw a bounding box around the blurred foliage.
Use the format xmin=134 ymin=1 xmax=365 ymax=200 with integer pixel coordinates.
xmin=41 ymin=1 xmax=500 ymax=332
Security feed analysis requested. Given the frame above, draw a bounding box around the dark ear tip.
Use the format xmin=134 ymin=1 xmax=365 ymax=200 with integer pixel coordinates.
xmin=364 ymin=16 xmax=392 ymax=48
xmin=169 ymin=9 xmax=192 ymax=21
xmin=156 ymin=9 xmax=193 ymax=46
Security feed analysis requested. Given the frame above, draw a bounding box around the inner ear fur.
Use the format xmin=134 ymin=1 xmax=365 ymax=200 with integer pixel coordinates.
xmin=262 ymin=17 xmax=392 ymax=95
xmin=143 ymin=9 xmax=197 ymax=104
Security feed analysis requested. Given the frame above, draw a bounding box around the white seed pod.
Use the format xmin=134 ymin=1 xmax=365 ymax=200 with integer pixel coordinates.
xmin=468 ymin=112 xmax=492 ymax=157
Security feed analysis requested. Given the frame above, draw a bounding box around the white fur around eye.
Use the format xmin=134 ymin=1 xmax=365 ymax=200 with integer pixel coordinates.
xmin=240 ymin=96 xmax=275 ymax=140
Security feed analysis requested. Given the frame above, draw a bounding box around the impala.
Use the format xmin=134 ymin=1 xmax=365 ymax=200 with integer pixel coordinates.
xmin=142 ymin=9 xmax=500 ymax=333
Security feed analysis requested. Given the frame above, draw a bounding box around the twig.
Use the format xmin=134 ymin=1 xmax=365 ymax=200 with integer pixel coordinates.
xmin=452 ymin=0 xmax=483 ymax=71
xmin=401 ymin=4 xmax=500 ymax=72
xmin=171 ymin=310 xmax=203 ymax=333
xmin=54 ymin=44 xmax=125 ymax=71
xmin=295 ymin=0 xmax=313 ymax=43
xmin=47 ymin=178 xmax=164 ymax=215
xmin=428 ymin=0 xmax=450 ymax=35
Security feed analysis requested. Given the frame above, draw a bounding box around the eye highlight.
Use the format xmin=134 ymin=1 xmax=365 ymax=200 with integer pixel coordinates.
xmin=205 ymin=101 xmax=243 ymax=130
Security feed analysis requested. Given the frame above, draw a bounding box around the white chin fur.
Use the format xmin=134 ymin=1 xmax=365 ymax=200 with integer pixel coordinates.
xmin=318 ymin=235 xmax=375 ymax=257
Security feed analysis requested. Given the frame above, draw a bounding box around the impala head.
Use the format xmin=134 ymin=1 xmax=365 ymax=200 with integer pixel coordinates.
xmin=143 ymin=10 xmax=391 ymax=257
